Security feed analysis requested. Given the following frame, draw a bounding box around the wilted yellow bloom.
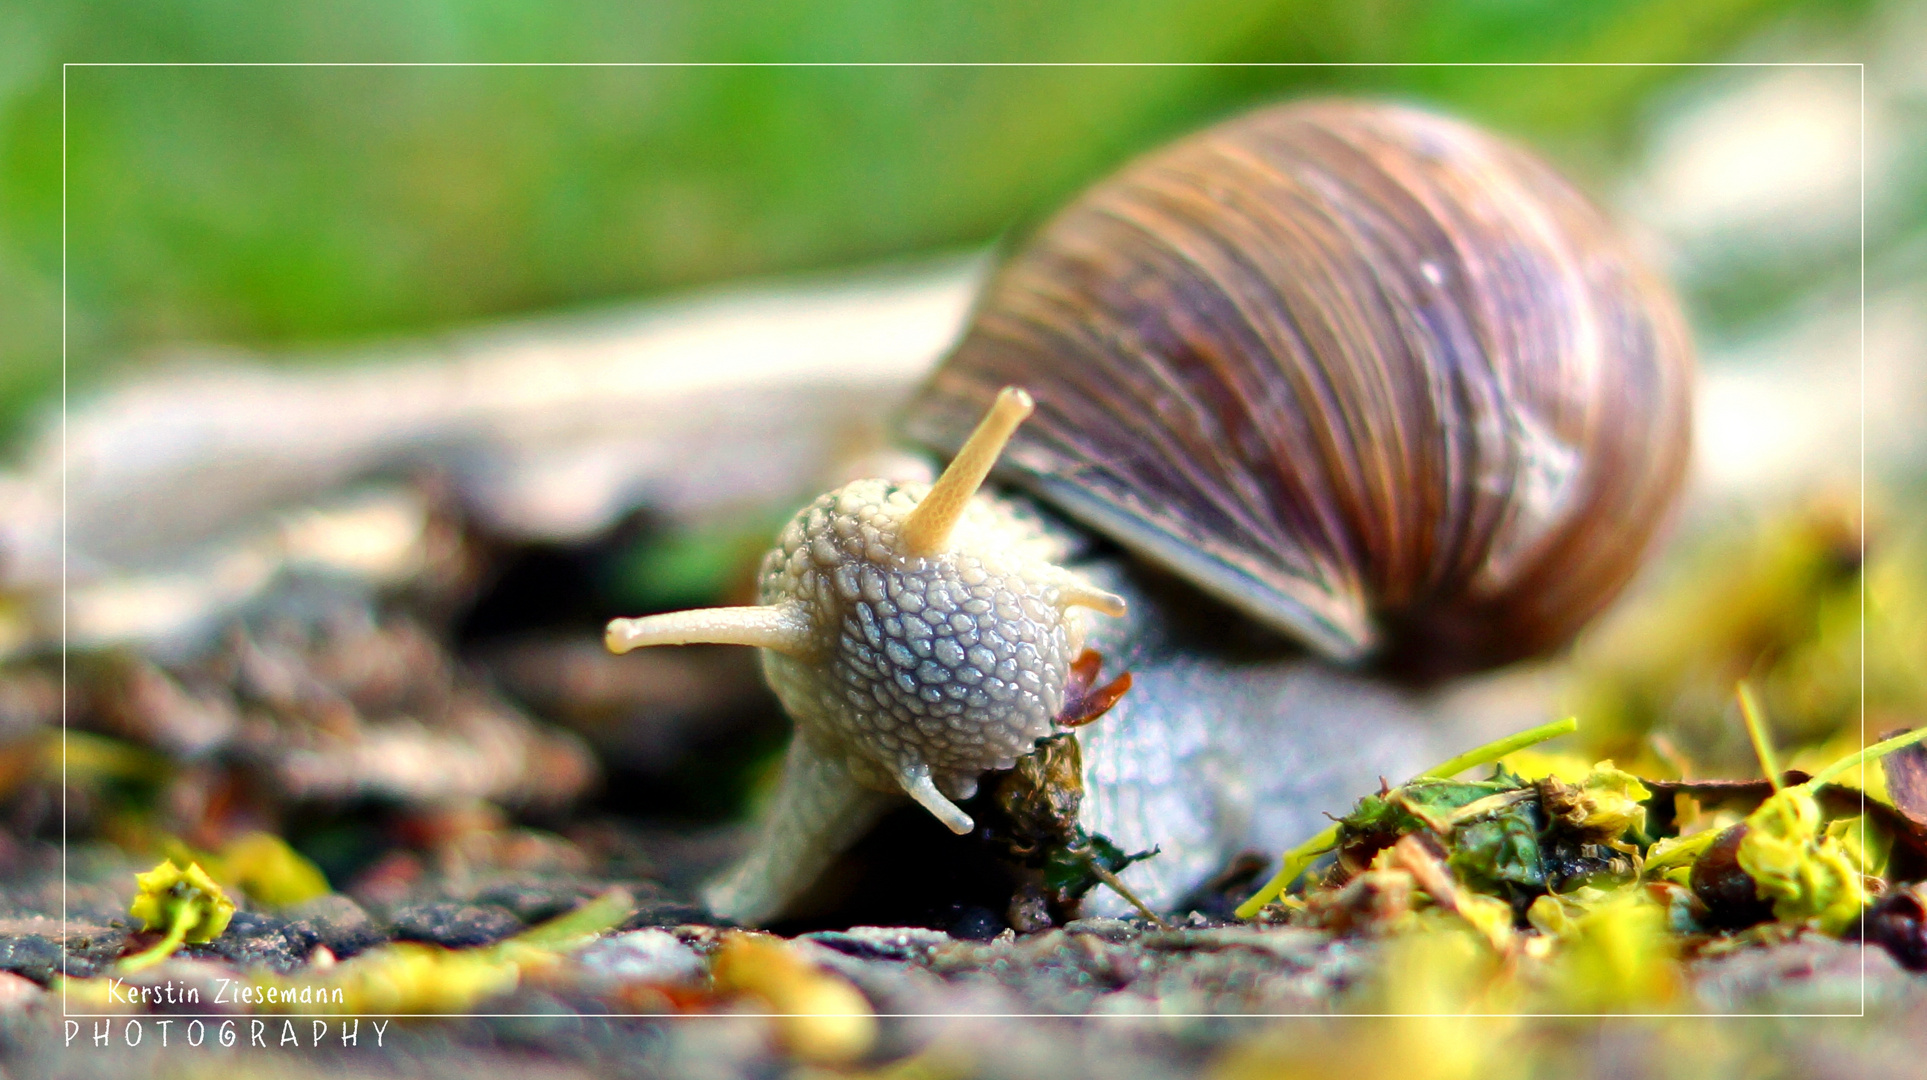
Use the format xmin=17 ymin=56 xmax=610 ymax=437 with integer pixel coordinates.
xmin=1454 ymin=893 xmax=1516 ymax=953
xmin=1526 ymin=894 xmax=1576 ymax=939
xmin=162 ymin=831 xmax=331 ymax=908
xmin=1578 ymin=763 xmax=1652 ymax=838
xmin=1825 ymin=815 xmax=1888 ymax=878
xmin=122 ymin=859 xmax=236 ymax=972
xmin=1543 ymin=894 xmax=1680 ymax=1012
xmin=128 ymin=859 xmax=234 ymax=941
xmin=1736 ymin=787 xmax=1866 ymax=934
xmin=1541 ymin=762 xmax=1651 ymax=843
xmin=712 ymin=932 xmax=876 ymax=1065
xmin=325 ymin=943 xmax=520 ymax=1014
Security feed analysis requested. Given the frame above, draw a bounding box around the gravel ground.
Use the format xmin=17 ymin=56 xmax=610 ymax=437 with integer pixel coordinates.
xmin=3 ymin=831 xmax=1924 ymax=1080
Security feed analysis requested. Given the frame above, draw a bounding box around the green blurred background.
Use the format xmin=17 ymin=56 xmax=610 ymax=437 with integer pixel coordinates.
xmin=0 ymin=0 xmax=1908 ymax=453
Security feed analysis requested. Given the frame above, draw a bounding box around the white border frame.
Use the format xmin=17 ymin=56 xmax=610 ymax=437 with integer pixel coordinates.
xmin=55 ymin=59 xmax=1868 ymax=1024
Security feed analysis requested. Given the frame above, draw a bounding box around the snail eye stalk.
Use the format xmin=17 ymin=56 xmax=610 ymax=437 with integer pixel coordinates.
xmin=1056 ymin=583 xmax=1128 ymax=618
xmin=898 ymin=385 xmax=1033 ymax=557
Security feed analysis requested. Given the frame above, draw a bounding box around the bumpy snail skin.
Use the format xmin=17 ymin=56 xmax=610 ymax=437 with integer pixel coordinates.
xmin=606 ymin=387 xmax=1127 ymax=924
xmin=1060 ymin=561 xmax=1452 ymax=916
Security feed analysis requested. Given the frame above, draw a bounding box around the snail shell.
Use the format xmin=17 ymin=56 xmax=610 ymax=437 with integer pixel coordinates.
xmin=905 ymin=98 xmax=1693 ymax=681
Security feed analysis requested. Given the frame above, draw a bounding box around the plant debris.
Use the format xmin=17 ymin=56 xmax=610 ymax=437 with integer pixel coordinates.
xmin=980 ymin=717 xmax=1161 ymax=932
xmin=1236 ymin=698 xmax=1927 ymax=1013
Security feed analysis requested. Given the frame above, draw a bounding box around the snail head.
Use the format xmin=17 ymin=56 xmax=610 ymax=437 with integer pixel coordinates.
xmin=606 ymin=386 xmax=1127 ymax=835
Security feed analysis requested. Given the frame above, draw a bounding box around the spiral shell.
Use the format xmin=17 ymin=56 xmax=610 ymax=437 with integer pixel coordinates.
xmin=905 ymin=99 xmax=1693 ymax=679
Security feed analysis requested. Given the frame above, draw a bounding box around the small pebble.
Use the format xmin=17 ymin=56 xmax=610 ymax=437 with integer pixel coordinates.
xmin=805 ymin=926 xmax=950 ymax=962
xmin=285 ymin=894 xmax=389 ymax=958
xmin=0 ymin=971 xmax=43 ymax=1011
xmin=1063 ymin=917 xmax=1142 ymax=943
xmin=0 ymin=935 xmax=62 ymax=985
xmin=473 ymin=881 xmax=594 ymax=924
xmin=578 ymin=929 xmax=706 ymax=985
xmin=622 ymin=900 xmax=712 ymax=929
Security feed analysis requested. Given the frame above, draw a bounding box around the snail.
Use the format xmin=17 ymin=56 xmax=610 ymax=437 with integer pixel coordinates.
xmin=604 ymin=98 xmax=1694 ymax=927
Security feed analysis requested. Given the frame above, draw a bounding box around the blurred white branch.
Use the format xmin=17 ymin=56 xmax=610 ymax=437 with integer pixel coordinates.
xmin=0 ymin=258 xmax=979 ymax=651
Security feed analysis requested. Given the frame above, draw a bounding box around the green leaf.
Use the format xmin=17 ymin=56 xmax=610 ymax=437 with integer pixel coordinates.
xmin=507 ymin=889 xmax=636 ymax=952
xmin=218 ymin=832 xmax=332 ymax=908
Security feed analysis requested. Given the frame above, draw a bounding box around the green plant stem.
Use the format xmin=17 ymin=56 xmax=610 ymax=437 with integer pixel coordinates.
xmin=1800 ymin=726 xmax=1927 ymax=792
xmin=1083 ymin=853 xmax=1169 ymax=929
xmin=1417 ymin=716 xmax=1580 ymax=781
xmin=1737 ymin=682 xmax=1783 ymax=791
xmin=119 ymin=902 xmax=196 ymax=973
xmin=1233 ymin=716 xmax=1579 ymax=919
xmin=1232 ymin=824 xmax=1341 ymax=921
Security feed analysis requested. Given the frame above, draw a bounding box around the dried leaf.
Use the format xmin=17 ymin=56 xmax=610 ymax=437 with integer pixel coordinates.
xmin=1880 ymin=727 xmax=1927 ymax=828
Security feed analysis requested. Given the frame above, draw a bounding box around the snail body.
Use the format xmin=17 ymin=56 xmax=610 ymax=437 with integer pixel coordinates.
xmin=606 ymin=99 xmax=1693 ymax=926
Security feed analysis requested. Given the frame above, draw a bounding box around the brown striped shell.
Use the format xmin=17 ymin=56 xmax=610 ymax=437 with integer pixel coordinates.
xmin=903 ymin=99 xmax=1693 ymax=680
